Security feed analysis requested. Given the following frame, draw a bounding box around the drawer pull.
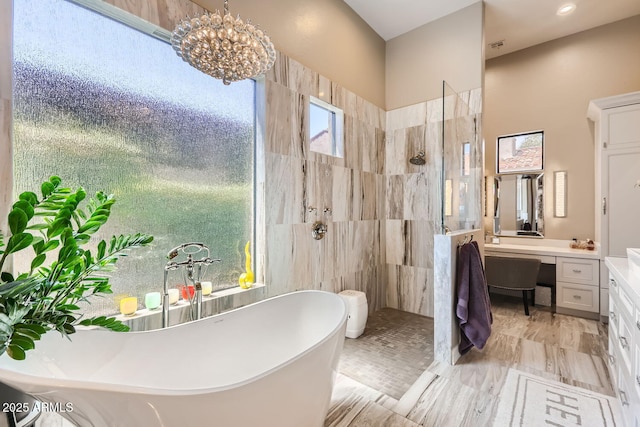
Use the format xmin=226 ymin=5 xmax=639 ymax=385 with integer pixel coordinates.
xmin=637 ymin=320 xmax=640 ymax=331
xmin=573 ymin=295 xmax=582 ymax=300
xmin=572 ymin=269 xmax=582 ymax=273
xmin=610 ymin=278 xmax=617 ymax=287
xmin=609 ymin=354 xmax=616 ymax=365
xmin=637 ymin=375 xmax=640 ymax=386
xmin=619 ymin=336 xmax=629 ymax=349
xmin=619 ymin=390 xmax=629 ymax=406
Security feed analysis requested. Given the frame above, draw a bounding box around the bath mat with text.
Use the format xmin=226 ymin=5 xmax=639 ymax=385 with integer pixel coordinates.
xmin=494 ymin=369 xmax=622 ymax=426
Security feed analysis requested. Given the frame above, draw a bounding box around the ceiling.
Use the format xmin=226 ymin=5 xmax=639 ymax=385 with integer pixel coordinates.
xmin=344 ymin=0 xmax=640 ymax=59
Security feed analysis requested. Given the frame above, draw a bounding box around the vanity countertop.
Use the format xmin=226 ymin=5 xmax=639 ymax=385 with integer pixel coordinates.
xmin=605 ymin=256 xmax=640 ymax=306
xmin=485 ymin=242 xmax=600 ymax=260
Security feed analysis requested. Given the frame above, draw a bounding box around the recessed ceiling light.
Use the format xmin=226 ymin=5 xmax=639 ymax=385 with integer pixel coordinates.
xmin=557 ymin=3 xmax=576 ymax=16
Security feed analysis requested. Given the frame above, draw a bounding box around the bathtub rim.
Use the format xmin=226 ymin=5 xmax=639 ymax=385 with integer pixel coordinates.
xmin=0 ymin=290 xmax=349 ymax=396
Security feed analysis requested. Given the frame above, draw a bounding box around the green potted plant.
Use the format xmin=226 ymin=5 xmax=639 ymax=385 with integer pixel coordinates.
xmin=0 ymin=176 xmax=153 ymax=360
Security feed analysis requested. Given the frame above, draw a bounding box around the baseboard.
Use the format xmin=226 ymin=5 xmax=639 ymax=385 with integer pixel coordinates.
xmin=556 ymin=306 xmax=599 ymax=320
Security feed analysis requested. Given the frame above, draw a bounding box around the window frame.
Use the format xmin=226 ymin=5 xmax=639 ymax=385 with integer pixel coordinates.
xmin=308 ymin=96 xmax=344 ymax=158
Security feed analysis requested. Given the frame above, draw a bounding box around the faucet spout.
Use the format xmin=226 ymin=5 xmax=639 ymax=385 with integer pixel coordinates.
xmin=162 ymin=243 xmax=220 ymax=328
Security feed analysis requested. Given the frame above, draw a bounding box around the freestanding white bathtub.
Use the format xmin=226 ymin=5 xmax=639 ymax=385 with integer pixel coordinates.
xmin=0 ymin=290 xmax=348 ymax=427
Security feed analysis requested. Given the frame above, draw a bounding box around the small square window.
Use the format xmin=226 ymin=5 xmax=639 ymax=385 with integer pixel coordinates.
xmin=309 ymin=96 xmax=343 ymax=157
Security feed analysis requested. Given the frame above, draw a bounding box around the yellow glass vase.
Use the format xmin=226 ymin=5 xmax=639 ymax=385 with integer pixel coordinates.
xmin=238 ymin=241 xmax=254 ymax=289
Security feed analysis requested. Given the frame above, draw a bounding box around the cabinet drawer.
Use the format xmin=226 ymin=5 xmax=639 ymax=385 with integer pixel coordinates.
xmin=557 ymin=257 xmax=599 ymax=286
xmin=608 ymin=274 xmax=619 ymax=297
xmin=557 ymin=281 xmax=599 ymax=312
xmin=619 ymin=285 xmax=635 ymax=319
xmin=618 ymin=312 xmax=633 ymax=373
xmin=609 ymin=296 xmax=619 ymax=335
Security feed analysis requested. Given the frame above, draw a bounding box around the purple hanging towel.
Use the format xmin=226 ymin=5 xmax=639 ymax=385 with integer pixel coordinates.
xmin=456 ymin=240 xmax=493 ymax=355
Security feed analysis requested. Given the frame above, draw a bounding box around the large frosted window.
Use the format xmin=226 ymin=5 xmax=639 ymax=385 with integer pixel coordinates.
xmin=12 ymin=0 xmax=255 ymax=315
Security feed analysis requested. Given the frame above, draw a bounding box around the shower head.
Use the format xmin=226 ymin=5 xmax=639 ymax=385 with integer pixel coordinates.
xmin=409 ymin=151 xmax=426 ymax=165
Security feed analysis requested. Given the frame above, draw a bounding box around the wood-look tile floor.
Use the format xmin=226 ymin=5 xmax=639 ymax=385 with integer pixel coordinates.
xmin=326 ymin=294 xmax=612 ymax=427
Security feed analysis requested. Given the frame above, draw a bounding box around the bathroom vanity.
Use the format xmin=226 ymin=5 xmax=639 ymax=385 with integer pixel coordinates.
xmin=485 ymin=239 xmax=601 ymax=320
xmin=605 ymin=251 xmax=640 ymax=427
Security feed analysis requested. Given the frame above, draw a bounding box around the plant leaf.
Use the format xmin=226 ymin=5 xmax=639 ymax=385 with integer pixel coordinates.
xmin=18 ymin=191 xmax=38 ymax=206
xmin=12 ymin=200 xmax=34 ymax=220
xmin=97 ymin=240 xmax=106 ymax=259
xmin=41 ymin=181 xmax=55 ymax=198
xmin=79 ymin=316 xmax=129 ymax=332
xmin=5 ymin=233 xmax=33 ymax=254
xmin=42 ymin=240 xmax=60 ymax=253
xmin=10 ymin=336 xmax=35 ymax=351
xmin=30 ymin=254 xmax=47 ymax=271
xmin=14 ymin=328 xmax=40 ymax=341
xmin=7 ymin=344 xmax=26 ymax=360
xmin=16 ymin=323 xmax=47 ymax=335
xmin=1 ymin=272 xmax=14 ymax=283
xmin=47 ymin=218 xmax=68 ymax=238
xmin=77 ymin=221 xmax=102 ymax=234
xmin=49 ymin=175 xmax=62 ymax=187
xmin=8 ymin=208 xmax=28 ymax=235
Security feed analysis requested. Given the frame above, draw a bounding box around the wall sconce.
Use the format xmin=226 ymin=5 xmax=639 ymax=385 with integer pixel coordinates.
xmin=554 ymin=171 xmax=567 ymax=217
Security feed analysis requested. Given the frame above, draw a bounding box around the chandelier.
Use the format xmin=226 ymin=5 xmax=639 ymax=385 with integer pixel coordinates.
xmin=171 ymin=0 xmax=276 ymax=85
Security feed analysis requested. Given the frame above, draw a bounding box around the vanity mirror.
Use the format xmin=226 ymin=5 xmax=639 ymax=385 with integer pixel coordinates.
xmin=493 ymin=173 xmax=544 ymax=237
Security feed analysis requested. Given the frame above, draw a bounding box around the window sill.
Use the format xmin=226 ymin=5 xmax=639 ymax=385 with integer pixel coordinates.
xmin=115 ymin=283 xmax=266 ymax=331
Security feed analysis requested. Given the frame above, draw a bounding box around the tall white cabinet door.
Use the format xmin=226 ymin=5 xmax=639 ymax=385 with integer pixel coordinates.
xmin=606 ymin=149 xmax=640 ymax=257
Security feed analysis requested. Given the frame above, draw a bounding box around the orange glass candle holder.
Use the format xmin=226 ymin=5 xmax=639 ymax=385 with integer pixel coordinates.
xmin=179 ymin=284 xmax=195 ymax=300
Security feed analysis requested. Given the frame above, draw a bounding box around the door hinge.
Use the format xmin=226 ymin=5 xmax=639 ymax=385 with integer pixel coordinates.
xmin=603 ymin=141 xmax=607 ymax=149
xmin=602 ymin=197 xmax=607 ymax=215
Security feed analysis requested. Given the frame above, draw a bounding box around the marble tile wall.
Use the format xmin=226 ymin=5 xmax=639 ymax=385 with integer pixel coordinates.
xmin=262 ymin=52 xmax=387 ymax=312
xmin=385 ymin=89 xmax=482 ymax=318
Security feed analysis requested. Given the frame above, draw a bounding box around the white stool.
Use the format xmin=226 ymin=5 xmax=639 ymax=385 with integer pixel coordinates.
xmin=339 ymin=290 xmax=368 ymax=338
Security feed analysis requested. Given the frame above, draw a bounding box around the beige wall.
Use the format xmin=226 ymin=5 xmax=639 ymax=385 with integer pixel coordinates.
xmin=194 ymin=0 xmax=386 ymax=109
xmin=385 ymin=2 xmax=484 ymax=110
xmin=484 ymin=15 xmax=640 ymax=241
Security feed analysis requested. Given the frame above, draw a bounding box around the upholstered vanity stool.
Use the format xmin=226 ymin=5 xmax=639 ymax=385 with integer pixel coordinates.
xmin=485 ymin=256 xmax=541 ymax=315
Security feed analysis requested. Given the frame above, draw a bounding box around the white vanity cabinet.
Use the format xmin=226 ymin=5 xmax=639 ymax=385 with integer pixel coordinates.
xmin=484 ymin=241 xmax=601 ymax=319
xmin=588 ymin=91 xmax=640 ymax=322
xmin=606 ymin=257 xmax=640 ymax=427
xmin=556 ymin=257 xmax=600 ymax=314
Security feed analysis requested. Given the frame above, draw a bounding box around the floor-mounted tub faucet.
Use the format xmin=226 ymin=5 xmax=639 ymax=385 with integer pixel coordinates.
xmin=162 ymin=243 xmax=221 ymax=328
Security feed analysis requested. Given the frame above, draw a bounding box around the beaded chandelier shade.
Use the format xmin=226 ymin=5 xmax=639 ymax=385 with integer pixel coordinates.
xmin=171 ymin=0 xmax=276 ymax=85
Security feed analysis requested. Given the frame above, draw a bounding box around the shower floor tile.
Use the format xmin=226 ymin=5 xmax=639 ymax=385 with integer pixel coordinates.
xmin=337 ymin=308 xmax=434 ymax=400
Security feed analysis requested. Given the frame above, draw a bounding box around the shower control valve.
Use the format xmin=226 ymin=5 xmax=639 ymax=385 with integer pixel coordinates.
xmin=312 ymin=221 xmax=327 ymax=240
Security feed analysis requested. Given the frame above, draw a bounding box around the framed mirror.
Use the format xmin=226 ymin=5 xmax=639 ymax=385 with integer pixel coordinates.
xmin=493 ymin=173 xmax=544 ymax=237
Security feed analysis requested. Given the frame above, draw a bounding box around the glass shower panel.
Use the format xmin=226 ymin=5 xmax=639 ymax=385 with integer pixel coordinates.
xmin=440 ymin=81 xmax=481 ymax=233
